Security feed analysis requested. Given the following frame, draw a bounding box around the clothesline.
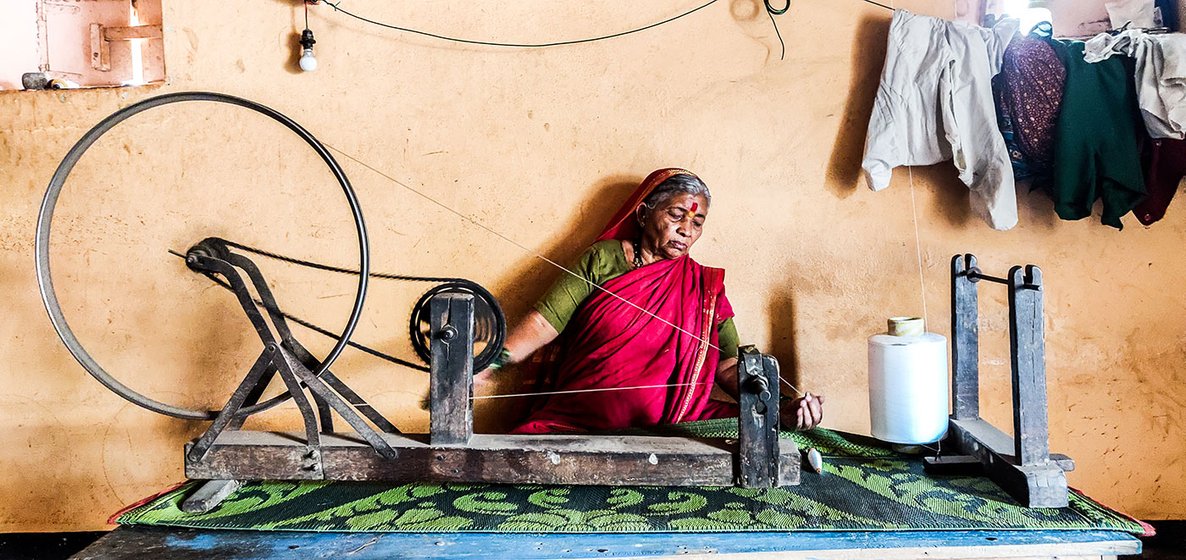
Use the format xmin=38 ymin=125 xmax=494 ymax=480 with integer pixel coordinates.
xmin=861 ymin=11 xmax=1186 ymax=231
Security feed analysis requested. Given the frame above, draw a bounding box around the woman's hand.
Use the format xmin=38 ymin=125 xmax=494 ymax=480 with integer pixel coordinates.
xmin=716 ymin=359 xmax=825 ymax=431
xmin=490 ymin=311 xmax=559 ymax=374
xmin=781 ymin=393 xmax=825 ymax=431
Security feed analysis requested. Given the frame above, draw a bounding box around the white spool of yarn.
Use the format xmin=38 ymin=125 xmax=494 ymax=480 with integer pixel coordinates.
xmin=868 ymin=317 xmax=949 ymax=445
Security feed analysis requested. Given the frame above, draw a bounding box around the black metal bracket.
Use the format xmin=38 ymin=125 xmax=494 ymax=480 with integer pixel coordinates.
xmin=182 ymin=239 xmax=398 ymax=467
xmin=925 ymin=254 xmax=1074 ymax=508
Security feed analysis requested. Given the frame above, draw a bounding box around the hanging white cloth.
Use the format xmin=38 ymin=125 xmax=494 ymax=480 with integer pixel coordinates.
xmin=1084 ymin=30 xmax=1186 ymax=140
xmin=1083 ymin=29 xmax=1143 ymax=63
xmin=1135 ymin=34 xmax=1186 ymax=139
xmin=861 ymin=10 xmax=1021 ymax=231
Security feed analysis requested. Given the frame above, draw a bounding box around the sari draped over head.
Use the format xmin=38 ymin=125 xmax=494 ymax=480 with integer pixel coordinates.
xmin=511 ymin=168 xmax=735 ymax=434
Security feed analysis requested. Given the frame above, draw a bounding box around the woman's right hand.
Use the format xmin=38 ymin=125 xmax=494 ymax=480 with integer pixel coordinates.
xmin=781 ymin=393 xmax=825 ymax=431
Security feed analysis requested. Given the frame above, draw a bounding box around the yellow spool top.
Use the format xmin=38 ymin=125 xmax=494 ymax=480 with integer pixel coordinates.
xmin=887 ymin=317 xmax=925 ymax=337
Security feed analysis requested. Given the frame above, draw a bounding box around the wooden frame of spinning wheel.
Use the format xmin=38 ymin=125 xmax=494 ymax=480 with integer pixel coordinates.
xmin=182 ymin=291 xmax=800 ymax=512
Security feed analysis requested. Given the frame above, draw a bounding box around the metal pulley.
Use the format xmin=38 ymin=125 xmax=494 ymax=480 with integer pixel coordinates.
xmin=410 ymin=281 xmax=506 ymax=373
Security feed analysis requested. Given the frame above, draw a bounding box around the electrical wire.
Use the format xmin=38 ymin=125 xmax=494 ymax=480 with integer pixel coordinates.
xmin=321 ymin=0 xmax=723 ymax=48
xmin=765 ymin=0 xmax=791 ymax=16
xmin=766 ymin=3 xmax=788 ymax=60
xmin=315 ymin=0 xmax=893 ymax=56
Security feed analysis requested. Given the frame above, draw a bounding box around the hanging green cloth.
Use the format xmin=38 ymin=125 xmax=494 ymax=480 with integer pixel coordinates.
xmin=1049 ymin=40 xmax=1147 ymax=229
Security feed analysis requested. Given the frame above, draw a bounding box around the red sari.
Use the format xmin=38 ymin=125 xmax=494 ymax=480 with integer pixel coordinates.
xmin=511 ymin=169 xmax=735 ymax=433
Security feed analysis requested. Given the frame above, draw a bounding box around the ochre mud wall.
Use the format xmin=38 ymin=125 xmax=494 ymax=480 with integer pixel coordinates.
xmin=1 ymin=0 xmax=1182 ymax=529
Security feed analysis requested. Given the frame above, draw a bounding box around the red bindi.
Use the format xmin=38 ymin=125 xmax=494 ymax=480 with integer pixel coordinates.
xmin=690 ymin=202 xmax=698 ymax=213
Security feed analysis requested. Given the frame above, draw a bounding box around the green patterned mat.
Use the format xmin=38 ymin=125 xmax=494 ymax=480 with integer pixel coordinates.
xmin=118 ymin=420 xmax=1146 ymax=534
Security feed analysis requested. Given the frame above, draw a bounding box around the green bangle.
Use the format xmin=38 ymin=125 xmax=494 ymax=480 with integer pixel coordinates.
xmin=489 ymin=348 xmax=513 ymax=370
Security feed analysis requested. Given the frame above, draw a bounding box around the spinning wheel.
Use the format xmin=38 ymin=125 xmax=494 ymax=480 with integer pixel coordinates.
xmin=35 ymin=92 xmax=798 ymax=511
xmin=34 ymin=91 xmax=505 ymax=422
xmin=35 ymin=92 xmax=370 ymax=421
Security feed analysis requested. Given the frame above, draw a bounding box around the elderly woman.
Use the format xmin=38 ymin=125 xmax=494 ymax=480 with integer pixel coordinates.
xmin=492 ymin=168 xmax=823 ymax=434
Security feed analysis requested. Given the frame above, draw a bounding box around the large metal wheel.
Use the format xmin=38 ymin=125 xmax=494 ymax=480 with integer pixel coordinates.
xmin=35 ymin=92 xmax=370 ymax=421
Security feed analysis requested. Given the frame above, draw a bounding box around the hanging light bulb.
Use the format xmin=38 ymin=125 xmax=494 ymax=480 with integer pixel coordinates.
xmin=296 ymin=1 xmax=318 ymax=72
xmin=298 ymin=28 xmax=318 ymax=72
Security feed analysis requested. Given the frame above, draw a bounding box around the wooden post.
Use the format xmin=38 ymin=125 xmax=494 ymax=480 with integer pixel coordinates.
xmin=430 ymin=294 xmax=474 ymax=446
xmin=951 ymin=254 xmax=980 ymax=421
xmin=1008 ymin=265 xmax=1051 ymax=467
xmin=737 ymin=346 xmax=780 ymax=488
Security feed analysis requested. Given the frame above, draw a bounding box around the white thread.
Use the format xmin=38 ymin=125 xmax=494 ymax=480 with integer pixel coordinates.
xmin=326 ymin=145 xmax=714 ymax=347
xmin=474 ymin=379 xmax=809 ymax=402
xmin=322 ymin=143 xmax=804 ymax=397
xmin=906 ymin=166 xmax=929 ymax=332
xmin=891 ymin=0 xmax=929 ymax=333
xmin=472 ymin=382 xmax=700 ymax=401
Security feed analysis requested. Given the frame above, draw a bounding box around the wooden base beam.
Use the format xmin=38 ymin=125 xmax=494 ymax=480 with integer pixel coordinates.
xmin=940 ymin=418 xmax=1071 ymax=508
xmin=186 ymin=431 xmax=801 ymax=486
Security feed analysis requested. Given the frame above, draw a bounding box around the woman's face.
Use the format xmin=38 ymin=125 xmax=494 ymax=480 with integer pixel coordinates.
xmin=638 ymin=192 xmax=709 ymax=260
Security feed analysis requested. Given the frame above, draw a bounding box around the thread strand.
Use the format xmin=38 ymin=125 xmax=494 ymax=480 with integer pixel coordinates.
xmin=473 ymin=382 xmax=700 ymax=401
xmin=907 ymin=164 xmax=929 ymax=331
xmin=321 ymin=143 xmax=804 ymax=397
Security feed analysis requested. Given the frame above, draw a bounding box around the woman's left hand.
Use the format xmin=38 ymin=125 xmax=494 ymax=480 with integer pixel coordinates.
xmin=781 ymin=392 xmax=825 ymax=431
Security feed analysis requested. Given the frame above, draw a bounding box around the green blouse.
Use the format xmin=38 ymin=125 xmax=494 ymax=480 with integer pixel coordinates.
xmin=534 ymin=240 xmax=739 ymax=359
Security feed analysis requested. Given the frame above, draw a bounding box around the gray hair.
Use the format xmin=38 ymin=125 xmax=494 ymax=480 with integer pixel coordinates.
xmin=641 ymin=174 xmax=712 ymax=212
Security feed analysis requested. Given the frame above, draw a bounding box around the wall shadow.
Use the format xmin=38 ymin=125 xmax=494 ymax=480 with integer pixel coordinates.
xmin=475 ymin=173 xmax=640 ymax=433
xmin=911 ymin=163 xmax=974 ymax=229
xmin=825 ymin=13 xmax=890 ymax=199
xmin=766 ymin=285 xmax=801 ymax=397
xmin=538 ymin=174 xmax=641 ymax=282
xmin=487 ymin=174 xmax=640 ymax=320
